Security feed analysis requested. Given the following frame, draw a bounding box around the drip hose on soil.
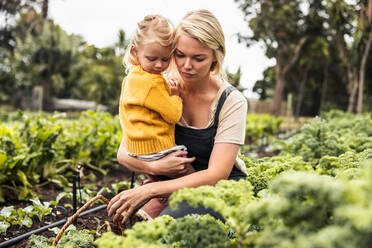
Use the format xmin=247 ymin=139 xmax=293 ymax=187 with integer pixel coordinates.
xmin=52 ymin=195 xmax=111 ymax=247
xmin=0 ymin=204 xmax=107 ymax=248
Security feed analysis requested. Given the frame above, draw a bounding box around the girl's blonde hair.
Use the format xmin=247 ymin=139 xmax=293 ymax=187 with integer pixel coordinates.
xmin=173 ymin=9 xmax=226 ymax=79
xmin=123 ymin=15 xmax=175 ymax=70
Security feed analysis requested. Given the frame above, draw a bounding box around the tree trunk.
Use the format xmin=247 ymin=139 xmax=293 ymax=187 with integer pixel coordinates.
xmin=336 ymin=39 xmax=358 ymax=113
xmin=42 ymin=81 xmax=53 ymax=111
xmin=271 ymin=36 xmax=308 ymax=116
xmin=347 ymin=76 xmax=359 ymax=113
xmin=357 ymin=28 xmax=372 ymax=113
xmin=295 ymin=61 xmax=312 ymax=118
xmin=319 ymin=63 xmax=328 ymax=114
xmin=42 ymin=0 xmax=49 ymax=18
xmin=272 ymin=63 xmax=285 ymax=116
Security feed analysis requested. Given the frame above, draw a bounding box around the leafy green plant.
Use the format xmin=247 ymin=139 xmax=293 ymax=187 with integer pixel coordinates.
xmin=245 ymin=114 xmax=283 ymax=144
xmin=95 ymin=215 xmax=234 ymax=248
xmin=273 ymin=113 xmax=372 ymax=165
xmin=0 ymin=111 xmax=122 ymax=201
xmin=0 ymin=205 xmax=35 ymax=235
xmin=111 ymin=181 xmax=131 ymax=195
xmin=30 ymin=199 xmax=53 ymax=222
xmin=238 ymin=154 xmax=313 ymax=194
xmin=26 ymin=226 xmax=94 ymax=248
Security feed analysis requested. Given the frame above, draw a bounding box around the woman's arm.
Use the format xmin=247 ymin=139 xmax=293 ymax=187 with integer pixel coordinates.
xmin=149 ymin=142 xmax=239 ymax=192
xmin=117 ymin=137 xmax=195 ymax=177
xmin=109 ymin=142 xmax=239 ymax=223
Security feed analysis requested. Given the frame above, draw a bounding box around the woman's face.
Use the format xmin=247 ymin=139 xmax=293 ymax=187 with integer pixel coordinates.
xmin=174 ymin=34 xmax=216 ymax=82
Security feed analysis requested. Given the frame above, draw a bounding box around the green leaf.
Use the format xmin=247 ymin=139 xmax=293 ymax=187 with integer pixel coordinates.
xmin=55 ymin=192 xmax=69 ymax=204
xmin=96 ymin=187 xmax=111 ymax=196
xmin=0 ymin=152 xmax=7 ymax=169
xmin=111 ymin=181 xmax=130 ymax=195
xmin=0 ymin=221 xmax=10 ymax=235
xmin=23 ymin=205 xmax=34 ymax=214
xmin=17 ymin=169 xmax=31 ymax=187
xmin=0 ymin=206 xmax=14 ymax=218
xmin=21 ymin=217 xmax=33 ymax=228
xmin=49 ymin=227 xmax=61 ymax=235
xmin=30 ymin=199 xmax=43 ymax=208
xmin=0 ymin=188 xmax=4 ymax=202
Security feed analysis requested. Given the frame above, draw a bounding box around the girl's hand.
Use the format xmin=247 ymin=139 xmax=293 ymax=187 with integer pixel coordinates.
xmin=168 ymin=78 xmax=180 ymax=96
xmin=107 ymin=185 xmax=152 ymax=224
xmin=151 ymin=150 xmax=195 ymax=177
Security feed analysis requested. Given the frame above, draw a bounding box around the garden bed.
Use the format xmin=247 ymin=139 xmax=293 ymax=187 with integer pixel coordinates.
xmin=0 ymin=164 xmax=133 ymax=247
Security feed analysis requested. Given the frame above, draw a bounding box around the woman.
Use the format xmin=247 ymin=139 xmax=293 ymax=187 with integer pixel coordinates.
xmin=108 ymin=9 xmax=247 ymax=224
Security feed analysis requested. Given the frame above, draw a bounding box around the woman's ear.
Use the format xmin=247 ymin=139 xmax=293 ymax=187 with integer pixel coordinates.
xmin=210 ymin=61 xmax=217 ymax=71
xmin=130 ymin=45 xmax=137 ymax=57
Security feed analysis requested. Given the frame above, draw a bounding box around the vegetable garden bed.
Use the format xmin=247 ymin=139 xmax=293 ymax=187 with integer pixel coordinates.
xmin=0 ymin=164 xmax=133 ymax=247
xmin=2 ymin=110 xmax=372 ymax=247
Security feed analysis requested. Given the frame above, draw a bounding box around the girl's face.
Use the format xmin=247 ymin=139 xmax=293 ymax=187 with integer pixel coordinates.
xmin=132 ymin=41 xmax=172 ymax=74
xmin=174 ymin=34 xmax=216 ymax=82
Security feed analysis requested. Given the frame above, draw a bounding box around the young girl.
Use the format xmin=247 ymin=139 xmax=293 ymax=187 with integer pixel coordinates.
xmin=118 ymin=14 xmax=194 ymax=220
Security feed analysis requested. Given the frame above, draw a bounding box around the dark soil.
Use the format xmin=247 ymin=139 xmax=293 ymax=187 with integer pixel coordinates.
xmin=0 ymin=164 xmax=141 ymax=247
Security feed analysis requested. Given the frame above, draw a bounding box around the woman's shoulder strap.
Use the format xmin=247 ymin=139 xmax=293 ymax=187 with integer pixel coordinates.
xmin=213 ymin=86 xmax=237 ymax=126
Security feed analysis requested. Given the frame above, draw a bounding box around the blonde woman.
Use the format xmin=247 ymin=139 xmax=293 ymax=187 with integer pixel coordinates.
xmin=108 ymin=9 xmax=247 ymax=223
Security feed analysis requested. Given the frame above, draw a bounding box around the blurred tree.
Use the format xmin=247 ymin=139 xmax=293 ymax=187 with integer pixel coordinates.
xmin=77 ymin=43 xmax=126 ymax=113
xmin=41 ymin=0 xmax=48 ymax=18
xmin=294 ymin=1 xmax=331 ymax=116
xmin=236 ymin=0 xmax=372 ymax=115
xmin=325 ymin=0 xmax=372 ymax=113
xmin=0 ymin=0 xmax=42 ymax=50
xmin=235 ymin=0 xmax=308 ymax=115
xmin=225 ymin=66 xmax=246 ymax=93
xmin=357 ymin=0 xmax=372 ymax=113
xmin=253 ymin=66 xmax=275 ymax=100
xmin=115 ymin=29 xmax=129 ymax=55
xmin=1 ymin=11 xmax=84 ymax=109
xmin=1 ymin=9 xmax=128 ymax=113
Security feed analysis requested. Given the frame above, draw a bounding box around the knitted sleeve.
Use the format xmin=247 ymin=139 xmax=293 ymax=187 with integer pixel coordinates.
xmin=144 ymin=81 xmax=183 ymax=124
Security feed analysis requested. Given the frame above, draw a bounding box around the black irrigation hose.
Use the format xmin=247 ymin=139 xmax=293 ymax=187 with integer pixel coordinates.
xmin=0 ymin=204 xmax=107 ymax=248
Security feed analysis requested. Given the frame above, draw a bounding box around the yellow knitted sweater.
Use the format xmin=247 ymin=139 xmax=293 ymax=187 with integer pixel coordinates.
xmin=119 ymin=65 xmax=183 ymax=155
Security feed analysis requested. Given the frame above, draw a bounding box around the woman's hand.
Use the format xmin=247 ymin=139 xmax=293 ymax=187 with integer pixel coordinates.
xmin=117 ymin=139 xmax=194 ymax=177
xmin=151 ymin=150 xmax=195 ymax=177
xmin=107 ymin=185 xmax=152 ymax=224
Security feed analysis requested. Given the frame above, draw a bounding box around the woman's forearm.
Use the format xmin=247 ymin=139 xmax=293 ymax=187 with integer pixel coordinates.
xmin=147 ymin=142 xmax=239 ymax=197
xmin=117 ymin=137 xmax=195 ymax=177
xmin=117 ymin=138 xmax=156 ymax=175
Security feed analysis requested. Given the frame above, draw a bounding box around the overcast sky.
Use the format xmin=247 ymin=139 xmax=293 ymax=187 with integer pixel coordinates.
xmin=49 ymin=0 xmax=275 ymax=98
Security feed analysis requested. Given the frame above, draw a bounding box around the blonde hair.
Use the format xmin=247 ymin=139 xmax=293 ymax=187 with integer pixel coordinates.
xmin=173 ymin=9 xmax=226 ymax=79
xmin=123 ymin=15 xmax=175 ymax=70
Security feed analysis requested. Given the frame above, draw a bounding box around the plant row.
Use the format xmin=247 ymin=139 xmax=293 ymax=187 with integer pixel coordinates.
xmin=0 ymin=111 xmax=281 ymax=202
xmin=92 ymin=111 xmax=372 ymax=247
xmin=0 ymin=110 xmax=122 ymax=202
xmin=245 ymin=114 xmax=283 ymax=144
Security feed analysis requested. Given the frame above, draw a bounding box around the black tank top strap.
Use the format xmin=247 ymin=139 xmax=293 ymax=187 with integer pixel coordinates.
xmin=213 ymin=86 xmax=236 ymax=127
xmin=175 ymin=85 xmax=245 ymax=180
